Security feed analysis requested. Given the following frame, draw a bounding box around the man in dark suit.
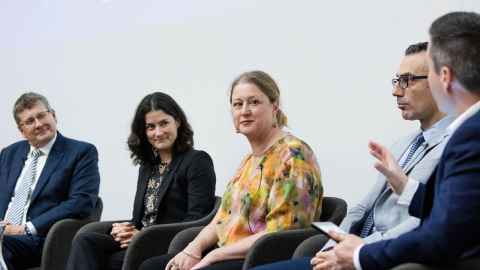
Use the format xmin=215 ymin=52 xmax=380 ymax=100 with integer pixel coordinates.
xmin=0 ymin=92 xmax=100 ymax=269
xmin=312 ymin=11 xmax=480 ymax=270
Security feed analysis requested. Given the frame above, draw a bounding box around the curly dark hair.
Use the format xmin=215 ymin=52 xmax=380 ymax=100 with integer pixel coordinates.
xmin=127 ymin=92 xmax=194 ymax=166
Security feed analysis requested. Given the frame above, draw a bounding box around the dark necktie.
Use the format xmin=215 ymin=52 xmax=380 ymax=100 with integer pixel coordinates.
xmin=4 ymin=149 xmax=43 ymax=225
xmin=359 ymin=134 xmax=425 ymax=238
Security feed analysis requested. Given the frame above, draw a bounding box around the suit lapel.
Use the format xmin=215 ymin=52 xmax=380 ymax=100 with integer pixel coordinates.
xmin=393 ymin=133 xmax=419 ymax=162
xmin=6 ymin=142 xmax=30 ymax=198
xmin=30 ymin=134 xmax=65 ymax=203
xmin=154 ymin=152 xmax=185 ymax=208
xmin=132 ymin=164 xmax=151 ymax=225
xmin=404 ymin=132 xmax=449 ymax=174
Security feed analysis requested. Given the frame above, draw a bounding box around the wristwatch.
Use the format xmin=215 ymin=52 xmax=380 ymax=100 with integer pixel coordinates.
xmin=24 ymin=225 xmax=33 ymax=237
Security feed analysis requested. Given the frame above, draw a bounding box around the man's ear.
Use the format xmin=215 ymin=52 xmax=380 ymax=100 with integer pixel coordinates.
xmin=51 ymin=110 xmax=57 ymax=123
xmin=440 ymin=66 xmax=454 ymax=95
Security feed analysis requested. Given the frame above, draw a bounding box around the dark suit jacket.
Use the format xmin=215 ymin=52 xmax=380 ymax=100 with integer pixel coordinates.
xmin=131 ymin=149 xmax=216 ymax=229
xmin=0 ymin=132 xmax=100 ymax=237
xmin=360 ymin=110 xmax=480 ymax=269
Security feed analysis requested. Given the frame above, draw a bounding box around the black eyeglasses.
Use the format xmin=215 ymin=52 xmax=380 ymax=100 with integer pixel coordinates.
xmin=19 ymin=110 xmax=51 ymax=128
xmin=391 ymin=74 xmax=428 ymax=90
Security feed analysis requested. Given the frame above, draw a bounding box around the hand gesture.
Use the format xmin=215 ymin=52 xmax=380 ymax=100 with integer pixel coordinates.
xmin=369 ymin=141 xmax=408 ymax=194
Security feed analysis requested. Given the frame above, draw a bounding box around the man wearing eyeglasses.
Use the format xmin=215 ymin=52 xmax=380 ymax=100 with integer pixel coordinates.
xmin=0 ymin=92 xmax=100 ymax=269
xmin=250 ymin=42 xmax=453 ymax=270
xmin=310 ymin=11 xmax=480 ymax=270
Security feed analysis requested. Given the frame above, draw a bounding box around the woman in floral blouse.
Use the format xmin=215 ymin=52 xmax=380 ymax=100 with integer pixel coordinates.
xmin=140 ymin=71 xmax=323 ymax=270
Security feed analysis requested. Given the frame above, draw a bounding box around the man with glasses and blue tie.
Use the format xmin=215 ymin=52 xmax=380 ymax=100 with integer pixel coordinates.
xmin=0 ymin=92 xmax=100 ymax=269
xmin=311 ymin=11 xmax=480 ymax=270
xmin=252 ymin=42 xmax=453 ymax=270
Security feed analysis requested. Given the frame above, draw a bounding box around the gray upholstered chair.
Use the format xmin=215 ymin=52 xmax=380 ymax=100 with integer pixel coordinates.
xmin=167 ymin=196 xmax=348 ymax=270
xmin=76 ymin=196 xmax=221 ymax=270
xmin=27 ymin=197 xmax=103 ymax=270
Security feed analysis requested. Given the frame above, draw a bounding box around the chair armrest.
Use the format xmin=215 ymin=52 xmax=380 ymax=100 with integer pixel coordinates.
xmin=40 ymin=218 xmax=93 ymax=270
xmin=121 ymin=197 xmax=220 ymax=270
xmin=167 ymin=226 xmax=204 ymax=255
xmin=122 ymin=225 xmax=205 ymax=270
xmin=292 ymin=234 xmax=329 ymax=258
xmin=242 ymin=228 xmax=319 ymax=270
xmin=76 ymin=220 xmax=128 ymax=235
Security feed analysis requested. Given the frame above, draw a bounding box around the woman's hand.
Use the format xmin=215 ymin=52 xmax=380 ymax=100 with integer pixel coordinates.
xmin=117 ymin=227 xmax=139 ymax=248
xmin=165 ymin=244 xmax=202 ymax=270
xmin=110 ymin=222 xmax=130 ymax=238
xmin=110 ymin=222 xmax=138 ymax=248
xmin=190 ymin=248 xmax=224 ymax=270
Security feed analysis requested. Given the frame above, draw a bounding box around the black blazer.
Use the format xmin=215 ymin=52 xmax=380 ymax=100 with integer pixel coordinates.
xmin=131 ymin=149 xmax=216 ymax=229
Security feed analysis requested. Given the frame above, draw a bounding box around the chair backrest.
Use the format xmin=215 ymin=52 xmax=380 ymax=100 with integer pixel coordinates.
xmin=318 ymin=196 xmax=348 ymax=225
xmin=27 ymin=196 xmax=104 ymax=270
xmin=192 ymin=196 xmax=221 ymax=225
xmin=89 ymin=196 xmax=103 ymax=221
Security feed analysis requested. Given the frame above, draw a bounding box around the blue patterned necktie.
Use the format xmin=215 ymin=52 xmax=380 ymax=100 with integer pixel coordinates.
xmin=359 ymin=133 xmax=425 ymax=238
xmin=4 ymin=149 xmax=43 ymax=225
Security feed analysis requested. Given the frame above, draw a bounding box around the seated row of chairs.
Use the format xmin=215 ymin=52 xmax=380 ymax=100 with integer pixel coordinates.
xmin=30 ymin=197 xmax=347 ymax=270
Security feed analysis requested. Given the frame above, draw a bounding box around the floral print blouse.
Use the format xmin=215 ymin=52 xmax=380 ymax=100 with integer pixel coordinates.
xmin=215 ymin=134 xmax=323 ymax=246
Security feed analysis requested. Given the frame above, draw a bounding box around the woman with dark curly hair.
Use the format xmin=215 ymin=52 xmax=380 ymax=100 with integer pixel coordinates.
xmin=66 ymin=92 xmax=216 ymax=270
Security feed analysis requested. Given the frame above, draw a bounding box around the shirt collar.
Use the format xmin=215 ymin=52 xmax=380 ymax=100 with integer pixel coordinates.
xmin=447 ymin=100 xmax=480 ymax=135
xmin=29 ymin=132 xmax=57 ymax=157
xmin=421 ymin=115 xmax=455 ymax=146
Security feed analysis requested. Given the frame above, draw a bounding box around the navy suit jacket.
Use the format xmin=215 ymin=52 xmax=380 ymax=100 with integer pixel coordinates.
xmin=0 ymin=132 xmax=100 ymax=237
xmin=360 ymin=110 xmax=480 ymax=269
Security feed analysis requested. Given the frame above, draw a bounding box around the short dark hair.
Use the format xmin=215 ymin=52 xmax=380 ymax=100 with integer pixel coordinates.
xmin=13 ymin=92 xmax=54 ymax=125
xmin=127 ymin=92 xmax=194 ymax=166
xmin=405 ymin=42 xmax=428 ymax=56
xmin=429 ymin=11 xmax=480 ymax=92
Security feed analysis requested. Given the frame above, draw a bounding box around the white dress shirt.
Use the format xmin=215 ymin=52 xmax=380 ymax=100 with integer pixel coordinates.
xmin=4 ymin=132 xmax=57 ymax=235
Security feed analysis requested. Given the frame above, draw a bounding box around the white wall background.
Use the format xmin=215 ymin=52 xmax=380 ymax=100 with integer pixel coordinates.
xmin=1 ymin=0 xmax=479 ymax=220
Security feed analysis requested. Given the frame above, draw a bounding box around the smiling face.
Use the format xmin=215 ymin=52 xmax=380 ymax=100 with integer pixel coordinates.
xmin=17 ymin=101 xmax=57 ymax=148
xmin=231 ymin=82 xmax=278 ymax=140
xmin=145 ymin=110 xmax=179 ymax=156
xmin=393 ymin=51 xmax=440 ymax=126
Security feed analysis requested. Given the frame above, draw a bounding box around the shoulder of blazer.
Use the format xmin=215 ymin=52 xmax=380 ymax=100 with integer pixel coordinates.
xmin=175 ymin=149 xmax=212 ymax=169
xmin=53 ymin=132 xmax=97 ymax=155
xmin=2 ymin=139 xmax=29 ymax=156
